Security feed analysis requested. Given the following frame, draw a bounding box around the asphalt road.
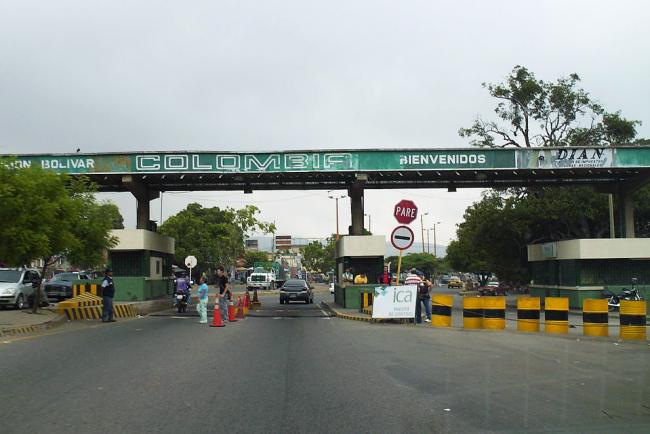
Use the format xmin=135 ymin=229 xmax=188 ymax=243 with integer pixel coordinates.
xmin=2 ymin=291 xmax=650 ymax=433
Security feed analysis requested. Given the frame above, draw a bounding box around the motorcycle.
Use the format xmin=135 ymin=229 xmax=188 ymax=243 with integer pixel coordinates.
xmin=602 ymin=287 xmax=643 ymax=312
xmin=175 ymin=290 xmax=188 ymax=313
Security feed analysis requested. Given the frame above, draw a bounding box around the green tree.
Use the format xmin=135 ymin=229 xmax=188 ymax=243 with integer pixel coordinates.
xmin=0 ymin=163 xmax=118 ymax=312
xmin=244 ymin=250 xmax=270 ymax=268
xmin=160 ymin=204 xmax=274 ymax=276
xmin=454 ymin=66 xmax=646 ymax=285
xmin=459 ymin=65 xmax=640 ymax=147
xmin=301 ymin=236 xmax=336 ymax=272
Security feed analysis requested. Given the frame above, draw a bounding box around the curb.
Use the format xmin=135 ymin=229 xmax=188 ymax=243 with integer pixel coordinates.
xmin=0 ymin=312 xmax=67 ymax=337
xmin=320 ymin=301 xmax=409 ymax=324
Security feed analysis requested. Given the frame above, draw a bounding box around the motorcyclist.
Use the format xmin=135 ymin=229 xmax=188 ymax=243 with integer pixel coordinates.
xmin=175 ymin=275 xmax=190 ymax=306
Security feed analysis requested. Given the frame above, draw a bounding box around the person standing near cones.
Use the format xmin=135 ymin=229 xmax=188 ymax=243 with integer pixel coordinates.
xmin=216 ymin=266 xmax=230 ymax=324
xmin=197 ymin=276 xmax=209 ymax=324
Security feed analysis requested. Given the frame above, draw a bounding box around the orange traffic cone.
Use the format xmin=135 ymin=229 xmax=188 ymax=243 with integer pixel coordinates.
xmin=228 ymin=301 xmax=238 ymax=322
xmin=210 ymin=303 xmax=225 ymax=327
xmin=236 ymin=296 xmax=245 ymax=319
xmin=244 ymin=291 xmax=250 ymax=315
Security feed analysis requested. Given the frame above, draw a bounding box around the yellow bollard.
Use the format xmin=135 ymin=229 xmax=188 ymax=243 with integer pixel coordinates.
xmin=431 ymin=294 xmax=452 ymax=327
xmin=544 ymin=297 xmax=569 ymax=334
xmin=463 ymin=297 xmax=483 ymax=329
xmin=483 ymin=296 xmax=506 ymax=329
xmin=620 ymin=300 xmax=647 ymax=340
xmin=583 ymin=299 xmax=608 ymax=337
xmin=517 ymin=297 xmax=540 ymax=332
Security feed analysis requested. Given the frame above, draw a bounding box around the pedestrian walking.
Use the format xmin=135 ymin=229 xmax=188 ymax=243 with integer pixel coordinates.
xmin=101 ymin=268 xmax=116 ymax=322
xmin=196 ymin=276 xmax=209 ymax=324
xmin=216 ymin=266 xmax=230 ymax=323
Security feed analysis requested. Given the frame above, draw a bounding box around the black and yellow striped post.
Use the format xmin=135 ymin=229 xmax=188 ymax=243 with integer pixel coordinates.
xmin=482 ymin=296 xmax=506 ymax=329
xmin=431 ymin=294 xmax=452 ymax=327
xmin=359 ymin=291 xmax=374 ymax=313
xmin=463 ymin=297 xmax=483 ymax=329
xmin=517 ymin=297 xmax=540 ymax=332
xmin=583 ymin=299 xmax=608 ymax=337
xmin=544 ymin=297 xmax=569 ymax=334
xmin=620 ymin=300 xmax=646 ymax=340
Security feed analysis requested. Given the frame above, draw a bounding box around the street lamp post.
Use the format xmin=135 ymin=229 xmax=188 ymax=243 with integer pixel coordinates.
xmin=328 ymin=191 xmax=347 ymax=240
xmin=420 ymin=212 xmax=429 ymax=253
xmin=364 ymin=213 xmax=371 ymax=233
xmin=431 ymin=222 xmax=441 ymax=257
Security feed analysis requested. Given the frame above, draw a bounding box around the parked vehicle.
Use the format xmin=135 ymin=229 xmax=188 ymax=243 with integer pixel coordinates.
xmin=279 ymin=279 xmax=314 ymax=304
xmin=602 ymin=287 xmax=643 ymax=312
xmin=478 ymin=281 xmax=506 ymax=296
xmin=0 ymin=268 xmax=41 ymax=309
xmin=44 ymin=272 xmax=91 ymax=301
xmin=447 ymin=277 xmax=463 ymax=289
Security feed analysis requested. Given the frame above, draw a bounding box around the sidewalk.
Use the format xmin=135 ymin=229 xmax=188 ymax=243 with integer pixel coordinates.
xmin=0 ymin=308 xmax=67 ymax=337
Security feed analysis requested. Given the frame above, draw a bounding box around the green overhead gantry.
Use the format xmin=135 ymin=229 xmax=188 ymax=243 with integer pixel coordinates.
xmin=4 ymin=146 xmax=650 ymax=237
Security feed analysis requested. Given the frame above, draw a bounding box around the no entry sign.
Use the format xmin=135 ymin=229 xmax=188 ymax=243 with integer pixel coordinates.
xmin=391 ymin=225 xmax=415 ymax=251
xmin=394 ymin=199 xmax=418 ymax=224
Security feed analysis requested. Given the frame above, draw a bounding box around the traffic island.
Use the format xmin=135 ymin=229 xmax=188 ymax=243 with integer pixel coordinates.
xmin=0 ymin=309 xmax=67 ymax=337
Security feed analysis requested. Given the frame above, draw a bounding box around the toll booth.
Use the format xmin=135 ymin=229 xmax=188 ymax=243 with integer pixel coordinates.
xmin=106 ymin=229 xmax=176 ymax=301
xmin=528 ymin=238 xmax=650 ymax=308
xmin=334 ymin=235 xmax=385 ymax=308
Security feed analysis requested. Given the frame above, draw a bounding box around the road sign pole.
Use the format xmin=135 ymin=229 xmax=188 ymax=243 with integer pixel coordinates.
xmin=396 ymin=250 xmax=403 ymax=286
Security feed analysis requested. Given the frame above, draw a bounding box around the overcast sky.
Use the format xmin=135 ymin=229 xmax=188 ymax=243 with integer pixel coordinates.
xmin=1 ymin=0 xmax=649 ymax=250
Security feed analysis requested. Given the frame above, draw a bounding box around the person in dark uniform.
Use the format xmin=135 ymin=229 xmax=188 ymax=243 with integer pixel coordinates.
xmin=101 ymin=268 xmax=116 ymax=322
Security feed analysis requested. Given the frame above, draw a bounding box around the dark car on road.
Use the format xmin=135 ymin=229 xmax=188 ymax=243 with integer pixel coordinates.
xmin=44 ymin=272 xmax=91 ymax=301
xmin=279 ymin=279 xmax=314 ymax=304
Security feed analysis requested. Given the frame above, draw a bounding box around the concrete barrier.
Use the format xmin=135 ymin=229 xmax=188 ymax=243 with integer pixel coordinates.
xmin=620 ymin=300 xmax=646 ymax=340
xmin=544 ymin=297 xmax=569 ymax=334
xmin=517 ymin=297 xmax=540 ymax=332
xmin=583 ymin=299 xmax=608 ymax=337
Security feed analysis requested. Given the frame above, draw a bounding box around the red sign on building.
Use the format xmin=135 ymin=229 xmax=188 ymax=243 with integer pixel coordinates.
xmin=393 ymin=199 xmax=418 ymax=224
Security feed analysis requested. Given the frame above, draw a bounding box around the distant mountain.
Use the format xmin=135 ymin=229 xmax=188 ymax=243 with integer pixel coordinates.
xmin=246 ymin=236 xmax=446 ymax=257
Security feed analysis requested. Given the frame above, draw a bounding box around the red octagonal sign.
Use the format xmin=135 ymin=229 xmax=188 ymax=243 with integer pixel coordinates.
xmin=393 ymin=199 xmax=418 ymax=224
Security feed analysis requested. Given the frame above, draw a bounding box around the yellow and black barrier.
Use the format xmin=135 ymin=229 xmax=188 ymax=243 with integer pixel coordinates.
xmin=517 ymin=297 xmax=540 ymax=332
xmin=359 ymin=292 xmax=374 ymax=313
xmin=431 ymin=294 xmax=453 ymax=327
xmin=62 ymin=303 xmax=139 ymax=321
xmin=583 ymin=299 xmax=608 ymax=337
xmin=544 ymin=297 xmax=569 ymax=334
xmin=72 ymin=283 xmax=99 ymax=298
xmin=463 ymin=297 xmax=483 ymax=329
xmin=483 ymin=296 xmax=506 ymax=329
xmin=57 ymin=293 xmax=103 ymax=313
xmin=63 ymin=306 xmax=102 ymax=320
xmin=620 ymin=300 xmax=647 ymax=340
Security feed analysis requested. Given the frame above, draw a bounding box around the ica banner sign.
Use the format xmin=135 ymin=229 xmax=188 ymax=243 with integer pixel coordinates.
xmin=371 ymin=285 xmax=417 ymax=319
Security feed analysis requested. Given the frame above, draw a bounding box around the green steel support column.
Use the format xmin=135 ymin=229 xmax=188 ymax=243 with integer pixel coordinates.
xmin=349 ymin=177 xmax=366 ymax=236
xmin=122 ymin=175 xmax=160 ymax=230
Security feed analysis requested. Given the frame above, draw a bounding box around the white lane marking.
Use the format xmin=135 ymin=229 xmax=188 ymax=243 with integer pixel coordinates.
xmin=170 ymin=316 xmax=191 ymax=319
xmin=319 ymin=307 xmax=329 ymax=317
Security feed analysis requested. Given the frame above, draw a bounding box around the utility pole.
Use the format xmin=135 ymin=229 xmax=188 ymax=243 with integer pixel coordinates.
xmin=431 ymin=221 xmax=441 ymax=257
xmin=420 ymin=212 xmax=429 ymax=253
xmin=328 ymin=191 xmax=347 ymax=240
xmin=364 ymin=213 xmax=371 ymax=233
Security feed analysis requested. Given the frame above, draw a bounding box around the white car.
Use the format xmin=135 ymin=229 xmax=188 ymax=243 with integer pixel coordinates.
xmin=0 ymin=268 xmax=41 ymax=309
